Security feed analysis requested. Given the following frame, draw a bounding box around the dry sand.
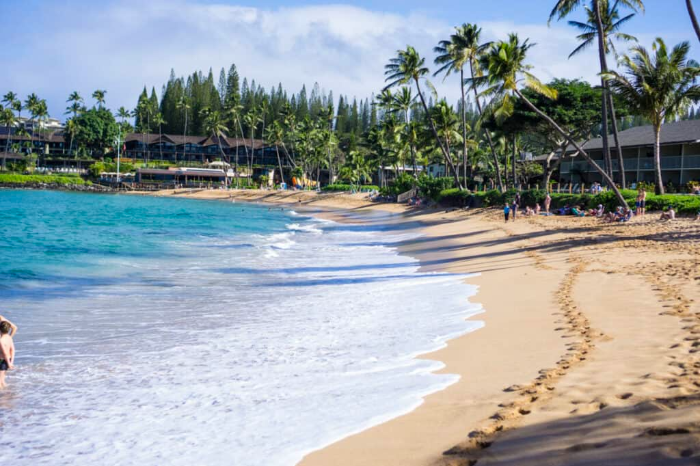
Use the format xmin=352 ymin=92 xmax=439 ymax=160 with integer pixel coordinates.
xmin=132 ymin=188 xmax=700 ymax=465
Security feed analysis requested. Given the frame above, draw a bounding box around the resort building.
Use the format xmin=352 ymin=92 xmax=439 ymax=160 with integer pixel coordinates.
xmin=556 ymin=120 xmax=700 ymax=187
xmin=0 ymin=128 xmax=276 ymax=167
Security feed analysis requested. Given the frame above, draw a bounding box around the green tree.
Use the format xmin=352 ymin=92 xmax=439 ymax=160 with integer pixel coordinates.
xmin=483 ymin=33 xmax=627 ymax=205
xmin=550 ymin=0 xmax=644 ymax=188
xmin=92 ymin=90 xmax=107 ymax=109
xmin=434 ymin=23 xmax=494 ymax=184
xmin=265 ymin=121 xmax=286 ymax=185
xmin=384 ymin=46 xmax=462 ymax=189
xmin=0 ymin=108 xmax=16 ymax=169
xmin=567 ymin=0 xmax=639 ymax=187
xmin=203 ymin=110 xmax=229 ymax=176
xmin=176 ymin=96 xmax=191 ymax=162
xmin=153 ymin=113 xmax=167 ymax=160
xmin=73 ymin=108 xmax=119 ymax=157
xmin=391 ymin=87 xmax=418 ymax=177
xmin=603 ymin=39 xmax=700 ymax=194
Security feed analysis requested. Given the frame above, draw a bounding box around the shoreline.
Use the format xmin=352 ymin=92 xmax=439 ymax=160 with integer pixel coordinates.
xmin=129 ymin=188 xmax=700 ymax=465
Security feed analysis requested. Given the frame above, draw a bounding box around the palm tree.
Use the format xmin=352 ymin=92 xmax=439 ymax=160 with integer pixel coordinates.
xmin=567 ymin=0 xmax=638 ymax=188
xmin=64 ymin=119 xmax=79 ymax=159
xmin=391 ymin=87 xmax=418 ymax=177
xmin=67 ymin=91 xmax=83 ymax=110
xmin=384 ymin=46 xmax=462 ymax=189
xmin=483 ymin=33 xmax=627 ymax=206
xmin=92 ymin=90 xmax=107 ymax=109
xmin=243 ymin=107 xmax=262 ymax=180
xmin=550 ymin=0 xmax=644 ymax=187
xmin=133 ymin=101 xmax=152 ymax=166
xmin=227 ymin=102 xmax=247 ymax=185
xmin=434 ymin=23 xmax=495 ymax=186
xmin=33 ymin=100 xmax=49 ymax=165
xmin=431 ymin=100 xmax=463 ymax=173
xmin=24 ymin=93 xmax=40 ymax=146
xmin=153 ymin=113 xmax=167 ymax=160
xmin=176 ymin=97 xmax=191 ymax=162
xmin=203 ymin=110 xmax=230 ymax=181
xmin=436 ymin=24 xmax=504 ymax=191
xmin=687 ymin=0 xmax=700 ymax=44
xmin=603 ymin=39 xmax=700 ymax=194
xmin=2 ymin=92 xmax=19 ymax=161
xmin=265 ymin=121 xmax=286 ymax=185
xmin=0 ymin=108 xmax=16 ymax=169
xmin=340 ymin=151 xmax=374 ymax=190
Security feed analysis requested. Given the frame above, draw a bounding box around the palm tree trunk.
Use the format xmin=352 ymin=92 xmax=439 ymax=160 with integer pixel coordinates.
xmin=183 ymin=110 xmax=188 ymax=163
xmin=653 ymin=123 xmax=664 ymax=195
xmin=275 ymin=145 xmax=285 ymax=185
xmin=594 ymin=0 xmax=614 ymax=183
xmin=234 ymin=126 xmax=240 ymax=188
xmin=512 ymin=134 xmax=517 ymax=190
xmin=460 ymin=67 xmax=469 ymax=185
xmin=413 ymin=78 xmax=462 ymax=189
xmin=159 ymin=124 xmax=163 ymax=160
xmin=249 ymin=128 xmax=254 ymax=185
xmin=608 ymin=94 xmax=626 ymax=188
xmin=469 ymin=59 xmax=505 ymax=192
xmin=687 ymin=0 xmax=700 ymax=43
xmin=514 ymin=88 xmax=627 ymax=206
xmin=405 ymin=112 xmax=417 ymax=181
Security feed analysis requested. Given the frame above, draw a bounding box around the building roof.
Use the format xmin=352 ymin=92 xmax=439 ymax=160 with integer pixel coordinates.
xmin=0 ymin=128 xmax=264 ymax=148
xmin=574 ymin=119 xmax=700 ymax=152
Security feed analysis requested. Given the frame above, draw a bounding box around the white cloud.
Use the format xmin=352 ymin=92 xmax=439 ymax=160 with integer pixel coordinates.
xmin=5 ymin=0 xmax=619 ymax=119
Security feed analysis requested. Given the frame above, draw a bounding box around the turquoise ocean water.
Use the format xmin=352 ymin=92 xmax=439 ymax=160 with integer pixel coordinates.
xmin=0 ymin=190 xmax=481 ymax=466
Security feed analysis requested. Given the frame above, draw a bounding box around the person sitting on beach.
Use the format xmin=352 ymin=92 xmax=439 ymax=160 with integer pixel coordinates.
xmin=571 ymin=205 xmax=585 ymax=217
xmin=0 ymin=315 xmax=17 ymax=336
xmin=0 ymin=321 xmax=15 ymax=389
xmin=618 ymin=208 xmax=633 ymax=222
xmin=660 ymin=207 xmax=676 ymax=221
xmin=604 ymin=207 xmax=622 ymax=223
xmin=504 ymin=203 xmax=511 ymax=223
xmin=535 ymin=203 xmax=541 ymax=215
xmin=524 ymin=206 xmax=533 ymax=216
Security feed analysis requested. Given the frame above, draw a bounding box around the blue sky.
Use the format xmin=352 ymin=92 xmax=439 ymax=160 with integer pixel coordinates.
xmin=1 ymin=0 xmax=697 ymax=120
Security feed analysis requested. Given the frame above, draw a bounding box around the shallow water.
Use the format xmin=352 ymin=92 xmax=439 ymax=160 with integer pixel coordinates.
xmin=0 ymin=190 xmax=481 ymax=466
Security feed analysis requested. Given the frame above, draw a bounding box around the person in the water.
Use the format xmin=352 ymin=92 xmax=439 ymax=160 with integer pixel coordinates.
xmin=0 ymin=321 xmax=15 ymax=388
xmin=0 ymin=315 xmax=17 ymax=336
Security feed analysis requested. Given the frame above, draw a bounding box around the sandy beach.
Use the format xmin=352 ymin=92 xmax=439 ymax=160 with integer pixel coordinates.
xmin=133 ymin=188 xmax=700 ymax=465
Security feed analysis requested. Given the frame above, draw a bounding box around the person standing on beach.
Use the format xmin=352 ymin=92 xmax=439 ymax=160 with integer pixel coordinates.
xmin=504 ymin=203 xmax=510 ymax=222
xmin=511 ymin=193 xmax=521 ymax=222
xmin=640 ymin=188 xmax=647 ymax=217
xmin=544 ymin=192 xmax=551 ymax=215
xmin=0 ymin=321 xmax=15 ymax=389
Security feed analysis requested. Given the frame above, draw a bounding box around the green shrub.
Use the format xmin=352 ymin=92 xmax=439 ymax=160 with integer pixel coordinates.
xmin=437 ymin=188 xmax=471 ymax=206
xmin=645 ymin=194 xmax=700 ymax=215
xmin=323 ymin=184 xmax=379 ymax=192
xmin=0 ymin=173 xmax=89 ymax=186
xmin=520 ymin=189 xmax=547 ymax=207
xmin=418 ymin=176 xmax=454 ymax=201
xmin=483 ymin=189 xmax=504 ymax=206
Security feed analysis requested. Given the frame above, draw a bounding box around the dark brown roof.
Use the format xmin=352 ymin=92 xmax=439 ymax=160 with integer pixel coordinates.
xmin=569 ymin=120 xmax=700 ymax=153
xmin=123 ymin=133 xmax=264 ymax=148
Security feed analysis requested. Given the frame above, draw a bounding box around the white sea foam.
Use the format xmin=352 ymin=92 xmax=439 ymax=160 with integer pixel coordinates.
xmin=0 ymin=215 xmax=481 ymax=466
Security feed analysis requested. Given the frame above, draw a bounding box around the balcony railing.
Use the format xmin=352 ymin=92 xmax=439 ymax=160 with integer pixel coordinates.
xmin=685 ymin=155 xmax=700 ymax=169
xmin=561 ymin=155 xmax=693 ymax=173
